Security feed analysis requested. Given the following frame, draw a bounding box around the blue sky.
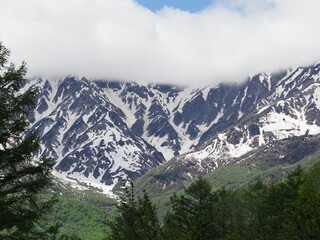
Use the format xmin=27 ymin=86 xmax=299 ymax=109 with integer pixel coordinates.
xmin=135 ymin=0 xmax=216 ymax=13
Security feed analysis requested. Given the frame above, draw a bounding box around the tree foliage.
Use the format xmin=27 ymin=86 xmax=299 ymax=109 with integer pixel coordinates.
xmin=0 ymin=42 xmax=56 ymax=239
xmin=105 ymin=182 xmax=162 ymax=240
xmin=106 ymin=163 xmax=320 ymax=240
xmin=163 ymin=178 xmax=217 ymax=240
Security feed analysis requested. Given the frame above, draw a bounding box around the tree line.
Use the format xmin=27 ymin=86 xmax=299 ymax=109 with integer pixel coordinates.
xmin=106 ymin=164 xmax=320 ymax=240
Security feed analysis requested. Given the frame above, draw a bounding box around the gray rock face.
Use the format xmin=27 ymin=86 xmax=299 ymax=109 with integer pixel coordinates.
xmin=29 ymin=63 xmax=320 ymax=193
xmin=30 ymin=77 xmax=166 ymax=193
xmin=170 ymin=63 xmax=320 ymax=182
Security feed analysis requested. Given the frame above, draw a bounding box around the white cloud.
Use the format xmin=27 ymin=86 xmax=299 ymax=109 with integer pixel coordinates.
xmin=0 ymin=0 xmax=319 ymax=85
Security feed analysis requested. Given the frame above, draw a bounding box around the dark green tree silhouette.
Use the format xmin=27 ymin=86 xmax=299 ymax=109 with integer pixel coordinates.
xmin=282 ymin=163 xmax=320 ymax=240
xmin=163 ymin=178 xmax=217 ymax=240
xmin=0 ymin=42 xmax=57 ymax=239
xmin=106 ymin=182 xmax=162 ymax=240
xmin=212 ymin=187 xmax=247 ymax=239
xmin=242 ymin=166 xmax=306 ymax=240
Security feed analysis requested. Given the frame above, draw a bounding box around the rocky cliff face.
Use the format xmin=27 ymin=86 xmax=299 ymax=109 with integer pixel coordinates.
xmin=28 ymin=62 xmax=320 ymax=195
xmin=184 ymin=64 xmax=320 ymax=173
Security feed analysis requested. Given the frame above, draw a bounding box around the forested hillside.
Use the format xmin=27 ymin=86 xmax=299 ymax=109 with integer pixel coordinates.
xmin=40 ymin=179 xmax=117 ymax=240
xmin=134 ymin=134 xmax=320 ymax=217
xmin=107 ymin=161 xmax=320 ymax=240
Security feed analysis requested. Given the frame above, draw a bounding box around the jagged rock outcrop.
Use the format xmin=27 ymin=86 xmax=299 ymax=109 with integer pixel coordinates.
xmin=29 ymin=62 xmax=320 ymax=194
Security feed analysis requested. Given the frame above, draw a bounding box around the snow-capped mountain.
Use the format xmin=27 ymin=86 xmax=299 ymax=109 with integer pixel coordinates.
xmin=184 ymin=64 xmax=320 ymax=170
xmin=29 ymin=62 xmax=320 ymax=195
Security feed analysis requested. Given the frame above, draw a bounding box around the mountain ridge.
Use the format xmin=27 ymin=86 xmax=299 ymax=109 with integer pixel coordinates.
xmin=28 ymin=62 xmax=320 ymax=196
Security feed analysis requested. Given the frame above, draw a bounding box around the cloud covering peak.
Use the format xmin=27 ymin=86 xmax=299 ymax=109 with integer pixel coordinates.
xmin=0 ymin=0 xmax=320 ymax=85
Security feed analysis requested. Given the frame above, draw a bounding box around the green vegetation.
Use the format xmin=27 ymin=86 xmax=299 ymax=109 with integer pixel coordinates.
xmin=205 ymin=149 xmax=320 ymax=191
xmin=163 ymin=178 xmax=217 ymax=240
xmin=45 ymin=195 xmax=111 ymax=240
xmin=135 ymin=143 xmax=320 ymax=209
xmin=0 ymin=42 xmax=57 ymax=239
xmin=134 ymin=157 xmax=192 ymax=219
xmin=106 ymin=183 xmax=162 ymax=240
xmin=40 ymin=180 xmax=117 ymax=240
xmin=107 ymin=162 xmax=320 ymax=240
xmin=0 ymin=42 xmax=118 ymax=240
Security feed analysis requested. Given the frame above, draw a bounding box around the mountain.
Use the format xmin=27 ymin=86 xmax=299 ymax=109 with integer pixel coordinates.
xmin=171 ymin=63 xmax=320 ymax=181
xmin=28 ymin=62 xmax=320 ymax=196
xmin=27 ymin=77 xmax=166 ymax=195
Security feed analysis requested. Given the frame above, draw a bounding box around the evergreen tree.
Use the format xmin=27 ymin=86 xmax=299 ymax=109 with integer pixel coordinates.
xmin=269 ymin=166 xmax=305 ymax=239
xmin=163 ymin=178 xmax=217 ymax=240
xmin=246 ymin=166 xmax=306 ymax=240
xmin=213 ymin=187 xmax=247 ymax=239
xmin=0 ymin=42 xmax=57 ymax=239
xmin=106 ymin=182 xmax=162 ymax=240
xmin=240 ymin=181 xmax=267 ymax=240
xmin=162 ymin=166 xmax=319 ymax=240
xmin=282 ymin=163 xmax=320 ymax=239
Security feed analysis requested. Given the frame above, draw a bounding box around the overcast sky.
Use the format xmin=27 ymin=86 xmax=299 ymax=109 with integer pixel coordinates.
xmin=0 ymin=0 xmax=320 ymax=85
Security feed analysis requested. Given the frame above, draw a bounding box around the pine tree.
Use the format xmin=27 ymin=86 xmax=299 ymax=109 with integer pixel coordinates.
xmin=106 ymin=182 xmax=162 ymax=240
xmin=0 ymin=42 xmax=57 ymax=239
xmin=282 ymin=163 xmax=320 ymax=239
xmin=163 ymin=178 xmax=217 ymax=240
xmin=247 ymin=166 xmax=306 ymax=240
xmin=213 ymin=187 xmax=247 ymax=239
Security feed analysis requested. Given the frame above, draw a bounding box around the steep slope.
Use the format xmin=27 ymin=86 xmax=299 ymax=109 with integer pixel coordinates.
xmin=29 ymin=77 xmax=165 ymax=194
xmin=42 ymin=178 xmax=117 ymax=240
xmin=29 ymin=62 xmax=320 ymax=195
xmin=134 ymin=134 xmax=320 ymax=209
xmin=176 ymin=64 xmax=320 ymax=180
